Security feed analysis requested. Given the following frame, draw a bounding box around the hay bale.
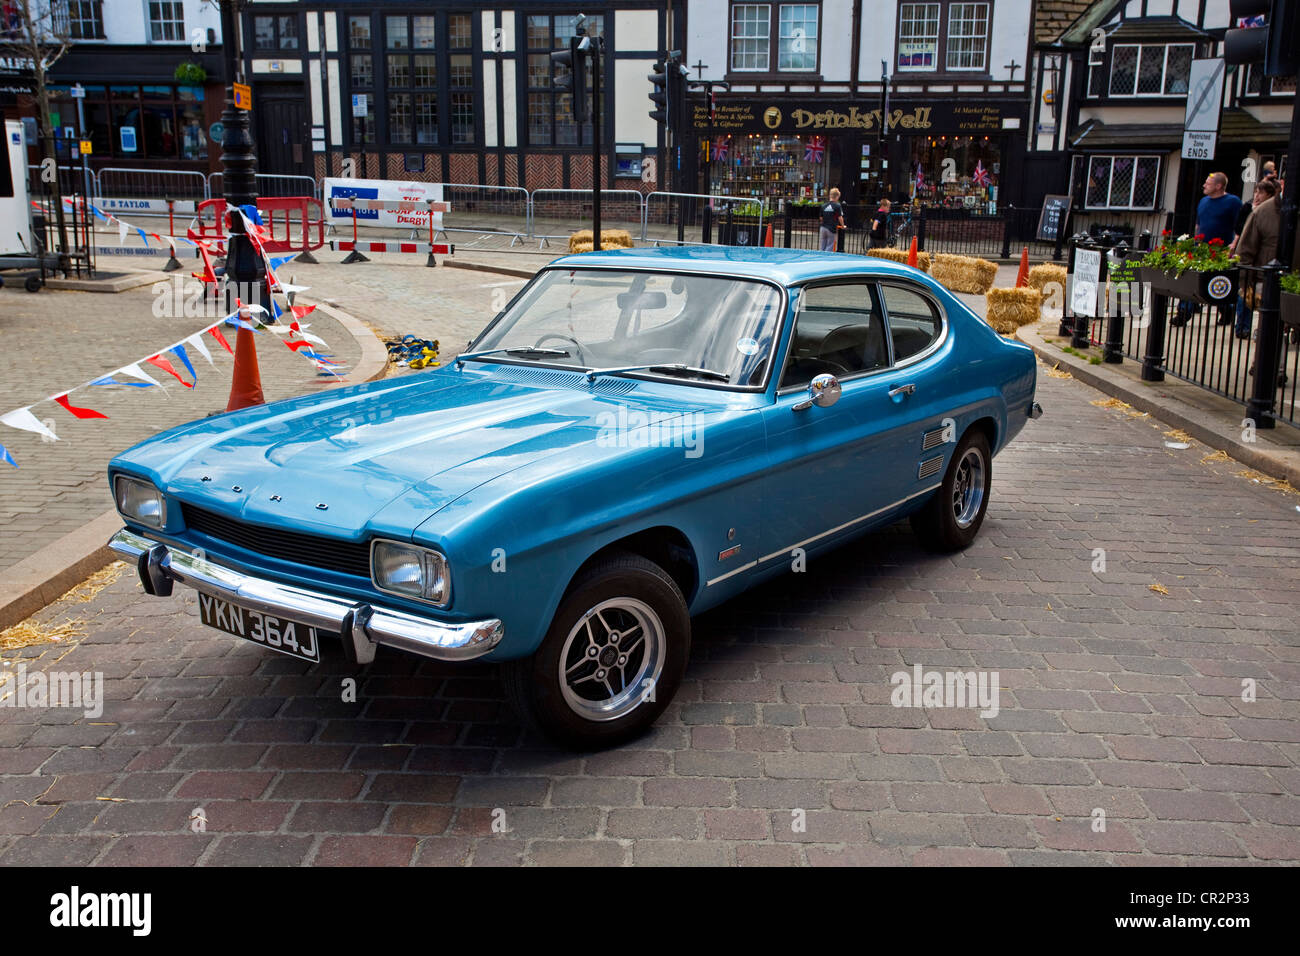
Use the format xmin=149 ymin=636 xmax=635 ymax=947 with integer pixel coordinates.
xmin=984 ymin=286 xmax=1043 ymax=334
xmin=866 ymin=247 xmax=931 ymax=272
xmin=931 ymin=253 xmax=998 ymax=294
xmin=568 ymin=229 xmax=634 ymax=253
xmin=1027 ymin=263 xmax=1067 ymax=293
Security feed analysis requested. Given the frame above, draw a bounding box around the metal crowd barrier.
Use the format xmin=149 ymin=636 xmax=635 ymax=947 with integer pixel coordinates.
xmin=210 ymin=172 xmax=320 ymax=200
xmin=428 ymin=184 xmax=529 ymax=247
xmin=528 ymin=188 xmax=646 ymax=248
xmin=643 ymin=192 xmax=768 ymax=247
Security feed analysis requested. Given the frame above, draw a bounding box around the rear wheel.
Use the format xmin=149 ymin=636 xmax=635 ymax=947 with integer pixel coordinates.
xmin=911 ymin=430 xmax=992 ymax=551
xmin=502 ymin=553 xmax=690 ymax=749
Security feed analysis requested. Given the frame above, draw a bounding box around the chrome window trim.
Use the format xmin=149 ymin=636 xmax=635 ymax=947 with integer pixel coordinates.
xmin=877 ymin=278 xmax=950 ymax=369
xmin=774 ymin=277 xmax=894 ymax=395
xmin=465 ymin=264 xmax=790 ymax=394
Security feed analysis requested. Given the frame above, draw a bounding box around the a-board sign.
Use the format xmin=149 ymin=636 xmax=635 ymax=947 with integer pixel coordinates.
xmin=1037 ymin=194 xmax=1070 ymax=242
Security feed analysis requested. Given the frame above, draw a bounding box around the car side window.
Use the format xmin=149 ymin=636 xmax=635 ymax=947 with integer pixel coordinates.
xmin=780 ymin=282 xmax=888 ymax=390
xmin=880 ymin=284 xmax=942 ymax=363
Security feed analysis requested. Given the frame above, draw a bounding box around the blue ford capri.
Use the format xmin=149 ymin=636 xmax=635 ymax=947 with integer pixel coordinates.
xmin=108 ymin=247 xmax=1041 ymax=747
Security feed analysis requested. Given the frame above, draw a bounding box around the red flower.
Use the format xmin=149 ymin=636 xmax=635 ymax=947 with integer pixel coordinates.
xmin=1209 ymin=237 xmax=1224 ymax=246
xmin=1194 ymin=233 xmax=1206 ymax=241
xmin=1161 ymin=229 xmax=1172 ymax=236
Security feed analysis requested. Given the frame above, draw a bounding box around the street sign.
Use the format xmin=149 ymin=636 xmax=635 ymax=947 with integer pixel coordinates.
xmin=79 ymin=139 xmax=92 ymax=154
xmin=1182 ymin=131 xmax=1217 ymax=160
xmin=351 ymin=93 xmax=368 ymax=118
xmin=70 ymin=83 xmax=85 ymax=99
xmin=233 ymin=81 xmax=252 ymax=111
xmin=208 ymin=121 xmax=224 ymax=143
xmin=1181 ymin=58 xmax=1223 ymax=160
xmin=1072 ymin=247 xmax=1101 ymax=318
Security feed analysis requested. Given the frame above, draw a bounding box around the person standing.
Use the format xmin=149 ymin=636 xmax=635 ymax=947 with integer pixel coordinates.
xmin=820 ymin=187 xmax=845 ymax=252
xmin=869 ymin=198 xmax=892 ymax=249
xmin=1233 ymin=177 xmax=1281 ymax=339
xmin=1173 ymin=172 xmax=1243 ymax=326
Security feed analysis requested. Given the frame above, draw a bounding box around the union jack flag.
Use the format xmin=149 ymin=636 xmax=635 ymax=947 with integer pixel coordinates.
xmin=972 ymin=160 xmax=991 ymax=187
xmin=712 ymin=137 xmax=729 ymax=162
xmin=804 ymin=136 xmax=825 ymax=163
xmin=914 ymin=166 xmax=924 ymax=191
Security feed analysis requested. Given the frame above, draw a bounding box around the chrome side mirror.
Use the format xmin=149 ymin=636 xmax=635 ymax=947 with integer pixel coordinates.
xmin=793 ymin=372 xmax=841 ymax=411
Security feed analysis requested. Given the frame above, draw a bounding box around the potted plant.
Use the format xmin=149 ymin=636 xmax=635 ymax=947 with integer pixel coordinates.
xmin=1136 ymin=231 xmax=1238 ymax=306
xmin=1283 ymin=272 xmax=1300 ymax=327
xmin=174 ymin=61 xmax=208 ymax=86
xmin=717 ymin=201 xmax=766 ymax=247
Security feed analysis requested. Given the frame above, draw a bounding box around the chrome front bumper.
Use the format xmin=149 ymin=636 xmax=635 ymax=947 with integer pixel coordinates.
xmin=108 ymin=528 xmax=503 ymax=664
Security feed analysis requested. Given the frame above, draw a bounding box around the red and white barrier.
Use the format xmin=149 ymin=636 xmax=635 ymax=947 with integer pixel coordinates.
xmin=332 ymin=240 xmax=452 ymax=254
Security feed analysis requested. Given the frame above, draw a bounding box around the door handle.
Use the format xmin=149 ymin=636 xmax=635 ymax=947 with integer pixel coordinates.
xmin=888 ymin=383 xmax=916 ymax=400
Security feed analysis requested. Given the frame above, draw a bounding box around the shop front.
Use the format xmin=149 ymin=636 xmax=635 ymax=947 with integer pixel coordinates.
xmin=689 ymin=96 xmax=1027 ymax=214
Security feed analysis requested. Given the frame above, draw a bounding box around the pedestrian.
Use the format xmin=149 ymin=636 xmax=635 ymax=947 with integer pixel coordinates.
xmin=1173 ymin=171 xmax=1243 ymax=326
xmin=869 ymin=198 xmax=892 ymax=249
xmin=1233 ymin=177 xmax=1281 ymax=339
xmin=820 ymin=187 xmax=845 ymax=252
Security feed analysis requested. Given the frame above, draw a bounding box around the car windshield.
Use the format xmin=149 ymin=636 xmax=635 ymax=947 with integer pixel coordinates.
xmin=468 ymin=268 xmax=784 ymax=387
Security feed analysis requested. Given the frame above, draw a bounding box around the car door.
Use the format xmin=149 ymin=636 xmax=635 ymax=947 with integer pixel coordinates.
xmin=758 ymin=279 xmax=927 ymax=567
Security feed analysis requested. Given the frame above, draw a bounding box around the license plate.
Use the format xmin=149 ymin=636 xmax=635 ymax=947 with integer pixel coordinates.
xmin=197 ymin=593 xmax=321 ymax=663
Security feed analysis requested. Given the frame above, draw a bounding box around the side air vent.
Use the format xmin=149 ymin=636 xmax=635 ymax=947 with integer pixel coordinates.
xmin=921 ymin=426 xmax=948 ymax=451
xmin=918 ymin=455 xmax=944 ymax=479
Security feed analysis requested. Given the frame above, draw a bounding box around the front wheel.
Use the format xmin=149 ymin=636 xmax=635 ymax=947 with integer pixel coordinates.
xmin=502 ymin=553 xmax=690 ymax=749
xmin=911 ymin=430 xmax=992 ymax=551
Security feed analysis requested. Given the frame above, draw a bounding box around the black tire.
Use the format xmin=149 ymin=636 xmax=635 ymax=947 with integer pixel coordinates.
xmin=502 ymin=552 xmax=690 ymax=749
xmin=910 ymin=429 xmax=992 ymax=552
xmin=24 ymin=275 xmax=42 ymax=293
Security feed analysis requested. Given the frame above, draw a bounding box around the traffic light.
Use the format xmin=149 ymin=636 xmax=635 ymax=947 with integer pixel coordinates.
xmin=649 ymin=59 xmax=668 ymax=125
xmin=552 ymin=36 xmax=589 ymax=124
xmin=1224 ymin=0 xmax=1297 ymax=76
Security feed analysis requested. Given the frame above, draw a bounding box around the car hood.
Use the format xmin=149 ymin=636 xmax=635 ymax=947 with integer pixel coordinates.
xmin=113 ymin=371 xmax=720 ymax=540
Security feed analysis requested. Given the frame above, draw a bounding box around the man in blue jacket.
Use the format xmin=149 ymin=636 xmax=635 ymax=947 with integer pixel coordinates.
xmin=1172 ymin=172 xmax=1242 ymax=326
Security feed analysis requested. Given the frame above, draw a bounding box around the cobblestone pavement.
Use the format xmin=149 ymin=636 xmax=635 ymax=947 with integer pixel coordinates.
xmin=0 ymin=259 xmax=523 ymax=573
xmin=1 ymin=364 xmax=1297 ymax=866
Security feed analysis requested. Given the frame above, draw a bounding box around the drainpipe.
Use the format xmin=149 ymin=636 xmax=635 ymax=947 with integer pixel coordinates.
xmin=850 ymin=0 xmax=862 ymax=95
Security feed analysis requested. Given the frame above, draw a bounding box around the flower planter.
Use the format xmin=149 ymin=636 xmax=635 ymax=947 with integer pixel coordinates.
xmin=1137 ymin=267 xmax=1236 ymax=306
xmin=1282 ymin=291 xmax=1300 ymax=328
xmin=718 ymin=216 xmax=765 ymax=247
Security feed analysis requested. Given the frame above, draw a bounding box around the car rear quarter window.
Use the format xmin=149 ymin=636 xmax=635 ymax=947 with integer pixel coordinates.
xmin=880 ymin=284 xmax=942 ymax=363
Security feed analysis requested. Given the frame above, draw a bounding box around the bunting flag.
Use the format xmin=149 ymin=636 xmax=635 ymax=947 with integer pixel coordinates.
xmin=119 ymin=362 xmax=164 ymax=387
xmin=291 ymin=304 xmax=316 ymax=322
xmin=187 ymin=333 xmax=214 ymax=366
xmin=145 ymin=354 xmax=194 ymax=388
xmin=136 ymin=227 xmax=150 ymax=247
xmin=53 ymin=394 xmax=109 ymax=420
xmin=168 ymin=344 xmax=198 ymax=383
xmin=118 ymin=219 xmax=129 ymax=243
xmin=0 ymin=443 xmax=15 ymax=468
xmin=268 ymin=253 xmax=298 ymax=272
xmin=89 ymin=375 xmax=152 ymax=389
xmin=209 ymin=327 xmax=234 ymax=354
xmin=0 ymin=408 xmax=59 ymax=441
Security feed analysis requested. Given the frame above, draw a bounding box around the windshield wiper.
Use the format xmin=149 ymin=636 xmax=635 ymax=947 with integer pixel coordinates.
xmin=584 ymin=363 xmax=730 ymax=383
xmin=455 ymin=347 xmax=570 ymax=369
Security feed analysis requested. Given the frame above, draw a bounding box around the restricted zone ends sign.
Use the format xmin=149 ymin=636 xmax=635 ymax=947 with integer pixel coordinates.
xmin=233 ymin=82 xmax=252 ymax=111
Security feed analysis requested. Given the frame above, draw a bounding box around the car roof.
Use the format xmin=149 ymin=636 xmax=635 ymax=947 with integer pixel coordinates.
xmin=546 ymin=246 xmax=933 ymax=287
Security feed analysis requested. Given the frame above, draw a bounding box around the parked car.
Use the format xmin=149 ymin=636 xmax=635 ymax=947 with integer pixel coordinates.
xmin=108 ymin=247 xmax=1041 ymax=747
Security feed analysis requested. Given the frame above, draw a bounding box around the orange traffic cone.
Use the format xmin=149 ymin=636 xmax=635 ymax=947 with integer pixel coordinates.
xmin=1015 ymin=246 xmax=1030 ymax=288
xmin=763 ymin=222 xmax=774 ymax=247
xmin=225 ymin=323 xmax=265 ymax=411
xmin=907 ymin=236 xmax=918 ymax=268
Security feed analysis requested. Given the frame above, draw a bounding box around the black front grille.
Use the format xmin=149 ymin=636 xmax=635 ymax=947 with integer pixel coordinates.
xmin=180 ymin=503 xmax=372 ymax=578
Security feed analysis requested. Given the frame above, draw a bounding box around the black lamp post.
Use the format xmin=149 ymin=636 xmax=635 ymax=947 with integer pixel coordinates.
xmin=218 ymin=0 xmax=257 ymax=209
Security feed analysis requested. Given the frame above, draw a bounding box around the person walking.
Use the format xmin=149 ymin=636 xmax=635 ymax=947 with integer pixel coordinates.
xmin=820 ymin=187 xmax=845 ymax=252
xmin=1173 ymin=172 xmax=1243 ymax=326
xmin=1233 ymin=177 xmax=1281 ymax=339
xmin=869 ymin=198 xmax=892 ymax=249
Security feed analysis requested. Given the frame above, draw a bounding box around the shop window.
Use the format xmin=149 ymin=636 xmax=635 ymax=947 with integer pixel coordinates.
xmin=385 ymin=15 xmax=438 ymax=144
xmin=898 ymin=2 xmax=987 ymax=72
xmin=525 ymin=13 xmax=605 ymax=146
xmin=908 ymin=134 xmax=998 ymax=208
xmin=1108 ymin=44 xmax=1193 ymax=97
xmin=730 ymin=3 xmax=820 ymax=73
xmin=1084 ymin=155 xmax=1160 ymax=210
xmin=66 ymin=1 xmax=105 ymax=40
xmin=349 ymin=15 xmax=375 ymax=145
xmin=707 ymin=133 xmax=836 ymax=204
xmin=146 ymin=1 xmax=184 ymax=43
xmin=54 ymin=83 xmax=203 ymax=161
